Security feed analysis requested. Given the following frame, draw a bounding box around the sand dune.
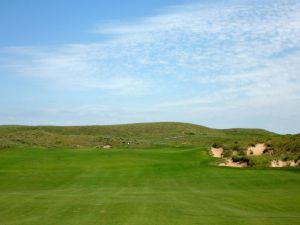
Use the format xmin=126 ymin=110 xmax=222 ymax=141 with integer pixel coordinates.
xmin=247 ymin=143 xmax=266 ymax=156
xmin=210 ymin=147 xmax=223 ymax=158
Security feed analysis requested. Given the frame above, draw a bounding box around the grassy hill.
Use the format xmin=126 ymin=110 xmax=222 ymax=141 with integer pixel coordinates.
xmin=0 ymin=122 xmax=276 ymax=149
xmin=0 ymin=123 xmax=299 ymax=224
xmin=1 ymin=122 xmax=299 ymax=166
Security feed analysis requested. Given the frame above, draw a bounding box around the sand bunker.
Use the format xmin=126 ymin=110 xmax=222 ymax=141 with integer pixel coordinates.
xmin=210 ymin=143 xmax=299 ymax=168
xmin=219 ymin=159 xmax=247 ymax=167
xmin=247 ymin=143 xmax=266 ymax=156
xmin=271 ymin=160 xmax=300 ymax=167
xmin=210 ymin=147 xmax=223 ymax=158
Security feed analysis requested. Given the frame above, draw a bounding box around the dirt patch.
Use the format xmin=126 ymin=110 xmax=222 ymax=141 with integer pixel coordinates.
xmin=103 ymin=145 xmax=112 ymax=149
xmin=210 ymin=147 xmax=223 ymax=158
xmin=247 ymin=143 xmax=265 ymax=156
xmin=271 ymin=160 xmax=300 ymax=167
xmin=219 ymin=159 xmax=247 ymax=167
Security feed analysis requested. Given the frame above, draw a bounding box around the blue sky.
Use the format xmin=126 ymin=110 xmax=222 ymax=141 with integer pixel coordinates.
xmin=0 ymin=0 xmax=300 ymax=134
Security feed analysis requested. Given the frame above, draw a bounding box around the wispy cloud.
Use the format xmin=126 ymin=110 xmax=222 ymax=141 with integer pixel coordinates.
xmin=0 ymin=0 xmax=300 ymax=132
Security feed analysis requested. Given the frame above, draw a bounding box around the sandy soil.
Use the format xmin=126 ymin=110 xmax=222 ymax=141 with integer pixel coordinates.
xmin=271 ymin=160 xmax=300 ymax=167
xmin=219 ymin=159 xmax=247 ymax=167
xmin=210 ymin=147 xmax=223 ymax=158
xmin=103 ymin=145 xmax=112 ymax=149
xmin=210 ymin=143 xmax=299 ymax=168
xmin=247 ymin=143 xmax=266 ymax=156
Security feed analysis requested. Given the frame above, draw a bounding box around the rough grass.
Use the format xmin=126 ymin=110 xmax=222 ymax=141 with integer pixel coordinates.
xmin=0 ymin=147 xmax=299 ymax=225
xmin=0 ymin=122 xmax=276 ymax=149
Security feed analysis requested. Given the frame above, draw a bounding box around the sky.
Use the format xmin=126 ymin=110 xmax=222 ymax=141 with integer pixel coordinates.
xmin=0 ymin=0 xmax=300 ymax=134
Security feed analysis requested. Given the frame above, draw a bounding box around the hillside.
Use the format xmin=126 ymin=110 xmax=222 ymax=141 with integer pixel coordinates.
xmin=0 ymin=124 xmax=299 ymax=224
xmin=0 ymin=122 xmax=276 ymax=149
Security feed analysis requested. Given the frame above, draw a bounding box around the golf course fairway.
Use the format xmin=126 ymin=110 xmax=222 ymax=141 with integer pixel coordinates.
xmin=0 ymin=147 xmax=299 ymax=225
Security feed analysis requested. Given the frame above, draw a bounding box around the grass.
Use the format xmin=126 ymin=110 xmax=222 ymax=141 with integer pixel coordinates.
xmin=0 ymin=122 xmax=276 ymax=149
xmin=0 ymin=147 xmax=299 ymax=225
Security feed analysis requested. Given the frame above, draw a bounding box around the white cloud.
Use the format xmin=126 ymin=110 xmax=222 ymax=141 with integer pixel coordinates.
xmin=0 ymin=0 xmax=300 ymax=132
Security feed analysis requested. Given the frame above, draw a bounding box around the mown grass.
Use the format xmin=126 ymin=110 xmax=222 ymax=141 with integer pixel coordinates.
xmin=0 ymin=147 xmax=299 ymax=225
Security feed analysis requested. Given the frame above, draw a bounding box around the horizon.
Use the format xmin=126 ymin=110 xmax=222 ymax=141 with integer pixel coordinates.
xmin=1 ymin=0 xmax=300 ymax=134
xmin=0 ymin=121 xmax=285 ymax=135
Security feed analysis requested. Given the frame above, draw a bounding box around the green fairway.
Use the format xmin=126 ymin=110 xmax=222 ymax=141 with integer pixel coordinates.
xmin=0 ymin=148 xmax=299 ymax=225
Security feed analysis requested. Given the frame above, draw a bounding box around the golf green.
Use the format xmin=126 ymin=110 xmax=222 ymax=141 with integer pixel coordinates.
xmin=0 ymin=148 xmax=299 ymax=225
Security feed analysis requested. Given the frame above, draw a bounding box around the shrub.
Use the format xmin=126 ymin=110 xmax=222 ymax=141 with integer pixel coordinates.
xmin=247 ymin=156 xmax=270 ymax=167
xmin=232 ymin=144 xmax=245 ymax=152
xmin=185 ymin=132 xmax=196 ymax=135
xmin=222 ymin=147 xmax=233 ymax=157
xmin=283 ymin=155 xmax=294 ymax=161
xmin=212 ymin=143 xmax=222 ymax=148
xmin=237 ymin=150 xmax=246 ymax=156
xmin=232 ymin=156 xmax=250 ymax=164
xmin=263 ymin=148 xmax=268 ymax=154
